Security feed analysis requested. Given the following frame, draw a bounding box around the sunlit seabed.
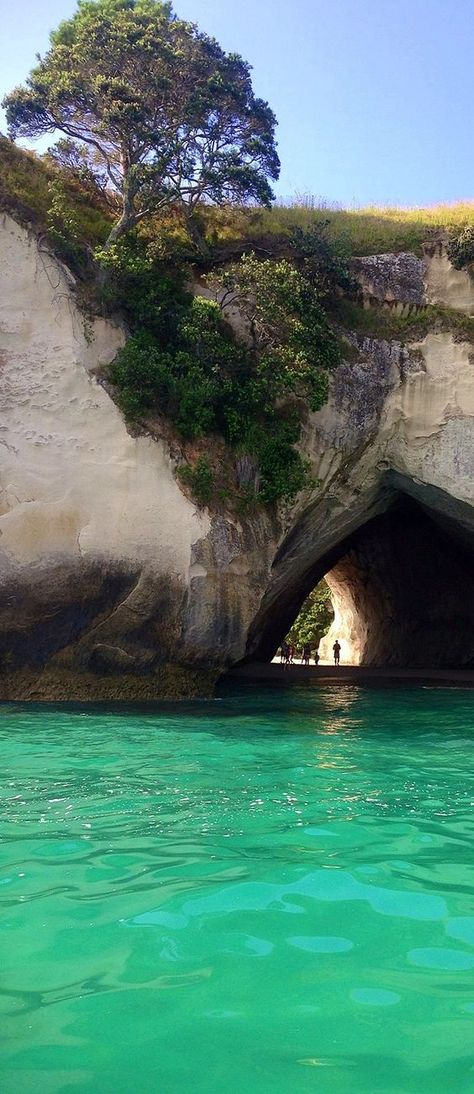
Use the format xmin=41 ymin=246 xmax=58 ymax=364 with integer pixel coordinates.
xmin=1 ymin=685 xmax=474 ymax=1093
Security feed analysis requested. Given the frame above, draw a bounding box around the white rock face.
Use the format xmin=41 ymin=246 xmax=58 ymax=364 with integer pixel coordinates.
xmin=0 ymin=215 xmax=208 ymax=568
xmin=425 ymin=245 xmax=474 ymax=313
xmin=0 ymin=215 xmax=214 ymax=695
xmin=319 ymin=572 xmax=366 ymax=666
xmin=2 ymin=215 xmax=474 ymax=690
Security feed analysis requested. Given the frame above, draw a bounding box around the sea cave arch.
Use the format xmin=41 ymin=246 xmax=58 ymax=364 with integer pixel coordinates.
xmin=243 ymin=477 xmax=474 ymax=669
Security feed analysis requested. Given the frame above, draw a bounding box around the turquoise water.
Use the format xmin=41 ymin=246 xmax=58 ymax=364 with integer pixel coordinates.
xmin=1 ymin=685 xmax=474 ymax=1093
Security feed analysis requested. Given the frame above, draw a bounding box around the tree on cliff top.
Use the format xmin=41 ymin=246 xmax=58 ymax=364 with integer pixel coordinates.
xmin=3 ymin=0 xmax=279 ymax=248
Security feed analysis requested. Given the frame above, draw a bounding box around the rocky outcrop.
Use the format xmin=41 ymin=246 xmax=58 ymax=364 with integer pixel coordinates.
xmin=355 ymin=242 xmax=474 ymax=313
xmin=353 ymin=252 xmax=425 ymax=308
xmin=2 ymin=212 xmax=474 ymax=695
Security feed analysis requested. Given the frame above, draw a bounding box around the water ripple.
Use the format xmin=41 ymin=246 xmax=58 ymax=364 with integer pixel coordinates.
xmin=2 ymin=686 xmax=474 ymax=1092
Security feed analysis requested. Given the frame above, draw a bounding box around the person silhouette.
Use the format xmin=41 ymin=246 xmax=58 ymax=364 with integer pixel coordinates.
xmin=333 ymin=640 xmax=341 ymax=666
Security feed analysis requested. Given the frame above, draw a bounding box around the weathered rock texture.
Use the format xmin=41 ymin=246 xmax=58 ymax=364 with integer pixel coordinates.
xmin=2 ymin=214 xmax=474 ymax=695
xmin=352 ymin=252 xmax=425 ymax=308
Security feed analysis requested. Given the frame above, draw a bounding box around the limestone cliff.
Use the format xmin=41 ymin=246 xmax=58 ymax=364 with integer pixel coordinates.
xmin=2 ymin=212 xmax=474 ymax=696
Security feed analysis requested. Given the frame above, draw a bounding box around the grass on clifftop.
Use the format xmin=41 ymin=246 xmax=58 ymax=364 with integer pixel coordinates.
xmin=204 ymin=200 xmax=474 ymax=259
xmin=0 ymin=136 xmax=111 ymax=248
xmin=3 ymin=136 xmax=474 ymax=259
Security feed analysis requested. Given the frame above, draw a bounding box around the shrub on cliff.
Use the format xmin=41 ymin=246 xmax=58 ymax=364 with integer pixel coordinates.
xmin=111 ymin=297 xmax=249 ymax=439
xmin=447 ymin=226 xmax=474 ymax=270
xmin=111 ymin=249 xmax=340 ymax=504
xmin=3 ymin=0 xmax=279 ymax=250
xmin=207 ymin=252 xmax=340 ymax=411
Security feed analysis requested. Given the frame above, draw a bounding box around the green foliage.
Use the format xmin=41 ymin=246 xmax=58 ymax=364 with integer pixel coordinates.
xmin=288 ymin=223 xmax=356 ymax=295
xmin=46 ymin=178 xmax=84 ymax=266
xmin=177 ymin=456 xmax=214 ymax=506
xmin=447 ymin=227 xmax=474 ymax=269
xmin=244 ymin=414 xmax=312 ymax=505
xmin=110 ymin=247 xmax=340 ymax=505
xmin=96 ymin=233 xmax=190 ymax=336
xmin=45 ymin=137 xmax=116 ymax=208
xmin=0 ymin=134 xmax=111 ymax=251
xmin=3 ymin=0 xmax=279 ymax=248
xmin=209 ymin=253 xmax=340 ymax=411
xmin=110 ymin=293 xmax=249 ymax=438
xmin=286 ymin=580 xmax=334 ymax=649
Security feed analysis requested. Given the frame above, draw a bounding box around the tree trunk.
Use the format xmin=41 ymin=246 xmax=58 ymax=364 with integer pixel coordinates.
xmin=102 ymin=151 xmax=136 ymax=251
xmin=103 ymin=211 xmax=135 ymax=250
xmin=185 ymin=212 xmax=210 ymax=258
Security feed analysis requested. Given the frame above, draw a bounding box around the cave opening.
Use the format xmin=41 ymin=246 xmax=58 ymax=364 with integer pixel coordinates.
xmin=246 ymin=493 xmax=474 ymax=669
xmin=282 ymin=580 xmax=335 ymax=662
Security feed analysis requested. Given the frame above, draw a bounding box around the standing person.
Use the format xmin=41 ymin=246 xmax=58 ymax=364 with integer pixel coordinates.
xmin=313 ymin=649 xmax=320 ymax=665
xmin=279 ymin=642 xmax=288 ymax=664
xmin=333 ymin=640 xmax=341 ymax=666
xmin=302 ymin=644 xmax=311 ymax=665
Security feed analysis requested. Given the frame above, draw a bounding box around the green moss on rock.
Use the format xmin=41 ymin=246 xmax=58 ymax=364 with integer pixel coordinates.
xmin=0 ymin=665 xmax=219 ymax=702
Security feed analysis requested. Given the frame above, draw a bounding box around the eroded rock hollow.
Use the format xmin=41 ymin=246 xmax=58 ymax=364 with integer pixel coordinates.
xmin=318 ymin=497 xmax=474 ymax=667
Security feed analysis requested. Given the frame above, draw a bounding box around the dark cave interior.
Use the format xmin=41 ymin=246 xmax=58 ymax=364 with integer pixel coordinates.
xmin=246 ymin=496 xmax=474 ymax=668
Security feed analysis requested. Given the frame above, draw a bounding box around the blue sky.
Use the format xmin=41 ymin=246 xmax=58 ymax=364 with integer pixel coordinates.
xmin=1 ymin=0 xmax=473 ymax=207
